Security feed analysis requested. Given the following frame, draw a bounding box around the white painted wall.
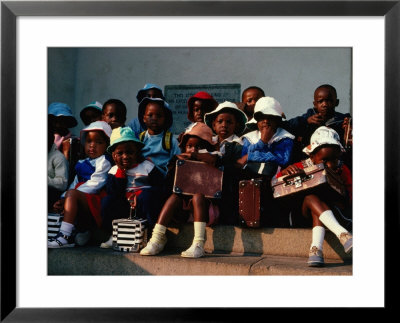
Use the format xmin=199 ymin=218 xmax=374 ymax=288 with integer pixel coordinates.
xmin=48 ymin=47 xmax=352 ymax=135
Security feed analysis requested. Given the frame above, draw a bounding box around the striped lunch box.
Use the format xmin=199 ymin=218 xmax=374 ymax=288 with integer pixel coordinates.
xmin=112 ymin=218 xmax=148 ymax=253
xmin=48 ymin=213 xmax=63 ymax=239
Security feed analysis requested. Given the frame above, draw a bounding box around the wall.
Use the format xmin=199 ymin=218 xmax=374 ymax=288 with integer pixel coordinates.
xmin=48 ymin=47 xmax=352 ymax=135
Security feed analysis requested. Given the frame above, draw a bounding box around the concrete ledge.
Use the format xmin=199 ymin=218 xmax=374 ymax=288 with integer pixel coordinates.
xmin=166 ymin=224 xmax=352 ymax=260
xmin=48 ymin=247 xmax=352 ymax=276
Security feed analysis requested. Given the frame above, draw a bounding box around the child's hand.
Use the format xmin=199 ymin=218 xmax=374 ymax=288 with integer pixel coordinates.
xmin=281 ymin=165 xmax=302 ymax=176
xmin=260 ymin=123 xmax=275 ymax=143
xmin=177 ymin=153 xmax=191 ymax=160
xmin=342 ymin=117 xmax=352 ymax=129
xmin=127 ymin=192 xmax=137 ymax=209
xmin=236 ymin=154 xmax=248 ymax=168
xmin=307 ymin=113 xmax=325 ymax=126
xmin=53 ymin=199 xmax=65 ymax=214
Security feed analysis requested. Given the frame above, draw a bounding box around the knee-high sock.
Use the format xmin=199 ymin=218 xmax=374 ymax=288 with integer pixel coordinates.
xmin=193 ymin=221 xmax=206 ymax=245
xmin=319 ymin=210 xmax=348 ymax=239
xmin=150 ymin=223 xmax=167 ymax=243
xmin=311 ymin=226 xmax=325 ymax=251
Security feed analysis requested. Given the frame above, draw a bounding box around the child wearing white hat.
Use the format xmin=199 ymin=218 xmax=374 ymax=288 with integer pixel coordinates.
xmin=241 ymin=96 xmax=295 ymax=178
xmin=276 ymin=126 xmax=353 ymax=267
xmin=204 ymin=101 xmax=248 ymax=225
xmin=48 ymin=121 xmax=113 ymax=248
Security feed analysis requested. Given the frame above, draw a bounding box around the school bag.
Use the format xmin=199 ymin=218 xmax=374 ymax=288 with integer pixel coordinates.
xmin=139 ymin=130 xmax=173 ymax=151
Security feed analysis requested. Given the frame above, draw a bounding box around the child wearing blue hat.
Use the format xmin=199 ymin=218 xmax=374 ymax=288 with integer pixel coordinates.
xmin=48 ymin=121 xmax=113 ymax=248
xmin=99 ymin=126 xmax=165 ymax=248
xmin=127 ymin=83 xmax=165 ymax=138
xmin=48 ymin=102 xmax=78 ymax=149
xmin=137 ymin=97 xmax=181 ymax=176
xmin=80 ymin=101 xmax=103 ymax=126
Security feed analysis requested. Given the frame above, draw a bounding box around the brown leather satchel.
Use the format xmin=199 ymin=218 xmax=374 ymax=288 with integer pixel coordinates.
xmin=271 ymin=162 xmax=346 ymax=201
xmin=238 ymin=178 xmax=263 ymax=228
xmin=173 ymin=159 xmax=223 ymax=199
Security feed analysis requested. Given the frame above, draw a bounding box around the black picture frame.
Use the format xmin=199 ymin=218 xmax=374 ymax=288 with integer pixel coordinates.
xmin=1 ymin=1 xmax=398 ymax=321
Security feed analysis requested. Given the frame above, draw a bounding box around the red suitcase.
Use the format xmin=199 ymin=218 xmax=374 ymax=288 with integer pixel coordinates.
xmin=173 ymin=159 xmax=224 ymax=199
xmin=238 ymin=178 xmax=263 ymax=228
xmin=271 ymin=162 xmax=346 ymax=201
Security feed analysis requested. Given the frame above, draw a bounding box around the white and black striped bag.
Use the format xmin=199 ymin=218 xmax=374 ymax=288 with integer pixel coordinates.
xmin=48 ymin=213 xmax=63 ymax=239
xmin=112 ymin=217 xmax=148 ymax=253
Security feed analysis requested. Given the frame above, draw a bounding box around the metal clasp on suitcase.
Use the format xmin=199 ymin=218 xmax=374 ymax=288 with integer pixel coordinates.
xmin=283 ymin=172 xmax=313 ymax=188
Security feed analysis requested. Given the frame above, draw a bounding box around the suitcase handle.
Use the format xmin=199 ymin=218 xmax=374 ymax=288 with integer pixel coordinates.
xmin=283 ymin=171 xmax=313 ymax=187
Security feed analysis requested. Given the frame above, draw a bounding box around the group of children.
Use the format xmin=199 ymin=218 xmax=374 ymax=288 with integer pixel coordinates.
xmin=47 ymin=83 xmax=353 ymax=267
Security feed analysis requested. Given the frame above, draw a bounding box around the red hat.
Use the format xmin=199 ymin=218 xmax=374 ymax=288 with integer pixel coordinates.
xmin=187 ymin=91 xmax=218 ymax=122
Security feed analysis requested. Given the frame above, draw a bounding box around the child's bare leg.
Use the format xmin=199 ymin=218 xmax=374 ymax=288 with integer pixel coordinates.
xmin=157 ymin=193 xmax=183 ymax=226
xmin=181 ymin=194 xmax=208 ymax=258
xmin=48 ymin=189 xmax=90 ymax=248
xmin=63 ymin=189 xmax=91 ymax=225
xmin=140 ymin=194 xmax=182 ymax=256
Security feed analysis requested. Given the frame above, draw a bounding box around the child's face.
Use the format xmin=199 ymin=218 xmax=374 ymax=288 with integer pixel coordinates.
xmin=313 ymin=87 xmax=339 ymax=120
xmin=256 ymin=115 xmax=280 ymax=132
xmin=82 ymin=108 xmax=102 ymax=126
xmin=102 ymin=103 xmax=126 ymax=129
xmin=192 ymin=100 xmax=206 ymax=123
xmin=84 ymin=131 xmax=108 ymax=159
xmin=49 ymin=117 xmax=69 ymax=136
xmin=185 ymin=137 xmax=203 ymax=154
xmin=112 ymin=141 xmax=141 ymax=170
xmin=212 ymin=112 xmax=238 ymax=140
xmin=242 ymin=89 xmax=263 ymax=115
xmin=310 ymin=146 xmax=341 ymax=171
xmin=143 ymin=103 xmax=166 ymax=135
xmin=146 ymin=88 xmax=163 ymax=99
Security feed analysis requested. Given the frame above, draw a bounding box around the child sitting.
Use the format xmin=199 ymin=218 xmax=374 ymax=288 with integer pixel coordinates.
xmin=99 ymin=126 xmax=165 ymax=248
xmin=48 ymin=102 xmax=78 ymax=150
xmin=204 ymin=101 xmax=248 ymax=224
xmin=80 ymin=101 xmax=103 ymax=126
xmin=102 ymin=98 xmax=127 ymax=130
xmin=140 ymin=122 xmax=218 ymax=258
xmin=241 ymin=96 xmax=294 ymax=178
xmin=127 ymin=83 xmax=165 ymax=138
xmin=48 ymin=121 xmax=112 ymax=248
xmin=48 ymin=125 xmax=69 ymax=211
xmin=276 ymin=126 xmax=352 ymax=266
xmin=138 ymin=97 xmax=181 ymax=176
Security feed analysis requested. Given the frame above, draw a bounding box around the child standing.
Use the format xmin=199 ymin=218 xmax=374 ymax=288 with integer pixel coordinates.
xmin=48 ymin=102 xmax=78 ymax=150
xmin=48 ymin=121 xmax=112 ymax=248
xmin=80 ymin=101 xmax=103 ymax=126
xmin=238 ymin=86 xmax=265 ymax=134
xmin=241 ymin=96 xmax=294 ymax=178
xmin=204 ymin=101 xmax=248 ymax=224
xmin=99 ymin=126 xmax=165 ymax=248
xmin=140 ymin=122 xmax=218 ymax=258
xmin=127 ymin=83 xmax=165 ymax=138
xmin=276 ymin=126 xmax=352 ymax=266
xmin=138 ymin=97 xmax=181 ymax=177
xmin=102 ymin=98 xmax=127 ymax=130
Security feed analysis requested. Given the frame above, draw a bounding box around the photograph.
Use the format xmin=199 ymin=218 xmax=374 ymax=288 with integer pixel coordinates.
xmin=1 ymin=0 xmax=398 ymax=320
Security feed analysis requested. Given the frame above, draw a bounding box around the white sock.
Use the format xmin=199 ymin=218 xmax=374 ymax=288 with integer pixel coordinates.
xmin=150 ymin=223 xmax=167 ymax=244
xmin=193 ymin=221 xmax=206 ymax=246
xmin=319 ymin=210 xmax=348 ymax=239
xmin=59 ymin=221 xmax=74 ymax=237
xmin=310 ymin=226 xmax=325 ymax=251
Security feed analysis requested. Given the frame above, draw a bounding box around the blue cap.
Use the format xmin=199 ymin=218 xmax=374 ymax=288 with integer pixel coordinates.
xmin=107 ymin=126 xmax=144 ymax=153
xmin=136 ymin=83 xmax=165 ymax=103
xmin=48 ymin=102 xmax=78 ymax=128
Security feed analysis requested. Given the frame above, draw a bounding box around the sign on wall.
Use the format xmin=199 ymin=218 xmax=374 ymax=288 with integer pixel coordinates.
xmin=164 ymin=84 xmax=241 ymax=135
